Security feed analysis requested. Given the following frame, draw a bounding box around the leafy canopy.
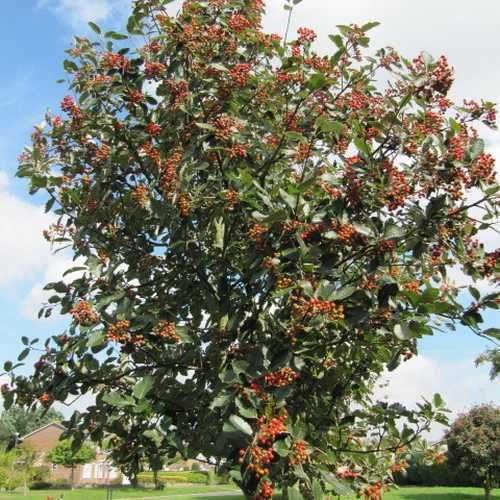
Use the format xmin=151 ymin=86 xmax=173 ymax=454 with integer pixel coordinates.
xmin=48 ymin=439 xmax=96 ymax=468
xmin=0 ymin=405 xmax=63 ymax=449
xmin=446 ymin=405 xmax=500 ymax=498
xmin=3 ymin=0 xmax=499 ymax=498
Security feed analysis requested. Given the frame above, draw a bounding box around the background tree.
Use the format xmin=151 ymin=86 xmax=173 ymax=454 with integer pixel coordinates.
xmin=0 ymin=405 xmax=63 ymax=450
xmin=446 ymin=404 xmax=500 ymax=500
xmin=476 ymin=348 xmax=500 ymax=380
xmin=3 ymin=0 xmax=499 ymax=498
xmin=48 ymin=439 xmax=95 ymax=488
xmin=0 ymin=445 xmax=39 ymax=494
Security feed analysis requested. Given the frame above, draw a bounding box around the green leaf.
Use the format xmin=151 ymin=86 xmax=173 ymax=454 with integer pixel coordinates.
xmin=482 ymin=328 xmax=500 ymax=340
xmin=361 ymin=21 xmax=380 ymax=32
xmin=87 ymin=330 xmax=105 ymax=348
xmin=288 ymin=485 xmax=304 ymax=500
xmin=18 ymin=348 xmax=30 ymax=362
xmin=102 ymin=392 xmax=132 ymax=408
xmin=228 ymin=414 xmax=253 ymax=436
xmin=354 ymin=137 xmax=371 ymax=155
xmin=133 ymin=376 xmax=154 ymax=399
xmin=273 ymin=439 xmax=290 ymax=457
xmin=329 ymin=285 xmax=356 ymax=301
xmin=104 ymin=31 xmax=128 ymax=40
xmin=470 ymin=139 xmax=485 ymax=160
xmin=394 ymin=323 xmax=414 ymax=340
xmin=316 ymin=116 xmax=343 ymax=135
xmin=214 ymin=218 xmax=225 ymax=250
xmin=433 ymin=393 xmax=444 ymax=408
xmin=63 ymin=60 xmax=78 ymax=73
xmin=88 ymin=22 xmax=101 ymax=34
xmin=236 ymin=399 xmax=257 ymax=419
xmin=312 ymin=479 xmax=324 ymax=500
xmin=384 ymin=222 xmax=405 ymax=239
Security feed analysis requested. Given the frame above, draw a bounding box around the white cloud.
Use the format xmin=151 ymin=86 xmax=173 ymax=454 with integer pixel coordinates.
xmin=22 ymin=255 xmax=86 ymax=320
xmin=374 ymin=355 xmax=499 ymax=441
xmin=0 ymin=171 xmax=56 ymax=288
xmin=38 ymin=0 xmax=129 ymax=29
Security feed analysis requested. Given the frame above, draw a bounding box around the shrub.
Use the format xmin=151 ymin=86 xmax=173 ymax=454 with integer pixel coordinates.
xmin=191 ymin=462 xmax=201 ymax=472
xmin=29 ymin=481 xmax=53 ymax=490
xmin=138 ymin=471 xmax=208 ymax=484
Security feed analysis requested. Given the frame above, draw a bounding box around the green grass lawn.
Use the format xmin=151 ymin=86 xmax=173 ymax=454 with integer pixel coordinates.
xmin=0 ymin=486 xmax=498 ymax=500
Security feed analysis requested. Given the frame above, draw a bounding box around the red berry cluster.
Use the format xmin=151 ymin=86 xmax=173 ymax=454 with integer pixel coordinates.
xmin=257 ymin=415 xmax=288 ymax=446
xmin=230 ymin=63 xmax=252 ymax=86
xmin=160 ymin=151 xmax=182 ymax=198
xmin=390 ymin=460 xmax=410 ymax=473
xmin=276 ymin=276 xmax=293 ymax=289
xmin=468 ymin=153 xmax=496 ymax=187
xmin=60 ymin=95 xmax=82 ymax=119
xmin=106 ymin=320 xmax=142 ymax=344
xmin=377 ymin=239 xmax=396 ymax=254
xmin=336 ymin=468 xmax=359 ymax=480
xmin=448 ymin=134 xmax=467 ymax=161
xmin=297 ymin=27 xmax=317 ymax=44
xmin=70 ymin=300 xmax=99 ymax=326
xmin=145 ymin=123 xmax=162 ymax=136
xmin=239 ymin=446 xmax=274 ymax=478
xmin=211 ymin=115 xmax=239 ymax=141
xmin=248 ymin=223 xmax=266 ymax=243
xmin=383 ymin=162 xmax=412 ymax=210
xmin=128 ymin=89 xmax=145 ymax=104
xmin=296 ymin=143 xmax=312 ymax=162
xmin=263 ymin=368 xmax=299 ymax=388
xmin=228 ymin=13 xmax=252 ymax=32
xmin=101 ymin=52 xmax=129 ymax=71
xmin=224 ymin=189 xmax=240 ymax=209
xmin=362 ymin=482 xmax=384 ymax=500
xmin=164 ymin=79 xmax=189 ymax=110
xmin=153 ymin=321 xmax=180 ymax=343
xmin=292 ymin=296 xmax=345 ymax=321
xmin=256 ymin=480 xmax=274 ymax=500
xmin=38 ymin=392 xmax=53 ymax=408
xmin=145 ymin=62 xmax=166 ymax=79
xmin=139 ymin=142 xmax=161 ymax=166
xmin=289 ymin=440 xmax=309 ymax=466
xmin=131 ymin=185 xmax=149 ymax=208
xmin=430 ymin=55 xmax=454 ymax=95
xmin=178 ymin=192 xmax=191 ymax=217
xmin=96 ymin=144 xmax=110 ymax=162
xmin=332 ymin=222 xmax=359 ymax=244
xmin=229 ymin=143 xmax=248 ymax=158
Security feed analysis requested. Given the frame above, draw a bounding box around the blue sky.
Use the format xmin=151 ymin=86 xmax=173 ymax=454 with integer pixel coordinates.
xmin=0 ymin=0 xmax=498 ymax=438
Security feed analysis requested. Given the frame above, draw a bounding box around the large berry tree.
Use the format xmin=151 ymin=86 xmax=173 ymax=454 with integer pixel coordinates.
xmin=3 ymin=0 xmax=499 ymax=498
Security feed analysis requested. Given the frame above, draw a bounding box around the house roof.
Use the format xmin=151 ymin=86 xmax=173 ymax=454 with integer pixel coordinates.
xmin=21 ymin=421 xmax=66 ymax=440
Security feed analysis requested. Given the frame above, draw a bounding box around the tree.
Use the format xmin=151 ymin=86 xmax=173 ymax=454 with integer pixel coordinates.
xmin=48 ymin=439 xmax=96 ymax=488
xmin=0 ymin=405 xmax=63 ymax=450
xmin=0 ymin=445 xmax=39 ymax=494
xmin=3 ymin=0 xmax=499 ymax=498
xmin=446 ymin=405 xmax=500 ymax=499
xmin=476 ymin=348 xmax=500 ymax=380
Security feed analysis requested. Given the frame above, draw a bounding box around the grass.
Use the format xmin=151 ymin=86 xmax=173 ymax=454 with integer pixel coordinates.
xmin=0 ymin=486 xmax=498 ymax=500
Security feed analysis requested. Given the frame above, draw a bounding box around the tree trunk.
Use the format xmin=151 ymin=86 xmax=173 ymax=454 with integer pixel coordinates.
xmin=484 ymin=474 xmax=492 ymax=500
xmin=484 ymin=487 xmax=491 ymax=500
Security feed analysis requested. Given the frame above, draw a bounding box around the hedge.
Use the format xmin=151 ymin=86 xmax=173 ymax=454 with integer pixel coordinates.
xmin=138 ymin=471 xmax=209 ymax=484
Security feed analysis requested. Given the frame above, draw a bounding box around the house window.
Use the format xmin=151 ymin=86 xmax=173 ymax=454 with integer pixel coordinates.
xmin=82 ymin=464 xmax=93 ymax=480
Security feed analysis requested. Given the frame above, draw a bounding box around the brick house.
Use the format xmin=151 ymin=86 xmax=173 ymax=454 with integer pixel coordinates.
xmin=21 ymin=422 xmax=120 ymax=485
